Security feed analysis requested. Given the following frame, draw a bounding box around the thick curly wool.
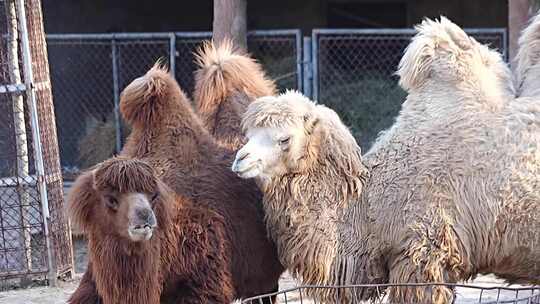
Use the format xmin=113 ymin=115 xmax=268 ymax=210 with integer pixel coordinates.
xmin=68 ymin=158 xmax=236 ymax=304
xmin=364 ymin=16 xmax=540 ymax=303
xmin=119 ymin=65 xmax=284 ymax=301
xmin=242 ymin=16 xmax=540 ymax=304
xmin=515 ymin=12 xmax=540 ymax=97
xmin=193 ymin=40 xmax=276 ymax=149
xmin=246 ymin=91 xmax=371 ymax=301
xmin=92 ymin=156 xmax=157 ymax=194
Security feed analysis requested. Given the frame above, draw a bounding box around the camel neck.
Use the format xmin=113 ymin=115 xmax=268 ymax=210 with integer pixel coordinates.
xmin=262 ymin=164 xmax=371 ymax=288
xmin=88 ymin=235 xmax=162 ymax=304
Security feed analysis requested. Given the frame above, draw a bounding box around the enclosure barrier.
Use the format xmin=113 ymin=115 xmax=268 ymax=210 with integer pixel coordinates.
xmin=311 ymin=28 xmax=507 ymax=149
xmin=241 ymin=283 xmax=540 ymax=304
xmin=44 ymin=28 xmax=506 ymax=174
xmin=0 ymin=0 xmax=73 ymax=288
xmin=45 ymin=30 xmax=302 ymax=174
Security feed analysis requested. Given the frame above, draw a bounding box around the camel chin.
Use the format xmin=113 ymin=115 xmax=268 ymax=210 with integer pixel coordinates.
xmin=128 ymin=225 xmax=154 ymax=242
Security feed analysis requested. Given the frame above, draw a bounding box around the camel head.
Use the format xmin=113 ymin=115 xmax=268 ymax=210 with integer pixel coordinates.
xmin=233 ymin=91 xmax=366 ymax=188
xmin=232 ymin=91 xmax=321 ymax=179
xmin=69 ymin=157 xmax=164 ymax=243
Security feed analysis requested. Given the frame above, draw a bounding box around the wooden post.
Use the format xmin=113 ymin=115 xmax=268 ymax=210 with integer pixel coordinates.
xmin=509 ymin=0 xmax=533 ymax=65
xmin=213 ymin=0 xmax=247 ymax=51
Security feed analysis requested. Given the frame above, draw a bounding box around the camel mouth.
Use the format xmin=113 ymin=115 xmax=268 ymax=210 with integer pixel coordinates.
xmin=232 ymin=161 xmax=261 ymax=179
xmin=128 ymin=225 xmax=155 ymax=242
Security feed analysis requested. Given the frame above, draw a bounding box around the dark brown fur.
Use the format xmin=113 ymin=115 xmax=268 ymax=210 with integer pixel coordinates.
xmin=193 ymin=40 xmax=277 ymax=149
xmin=68 ymin=157 xmax=234 ymax=304
xmin=71 ymin=65 xmax=283 ymax=303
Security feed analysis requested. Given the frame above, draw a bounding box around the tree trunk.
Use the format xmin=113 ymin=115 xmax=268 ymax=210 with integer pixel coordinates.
xmin=213 ymin=0 xmax=247 ymax=51
xmin=509 ymin=0 xmax=533 ymax=65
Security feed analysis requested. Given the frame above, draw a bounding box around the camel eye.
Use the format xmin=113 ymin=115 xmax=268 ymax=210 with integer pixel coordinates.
xmin=279 ymin=137 xmax=290 ymax=145
xmin=104 ymin=195 xmax=119 ymax=211
xmin=151 ymin=192 xmax=159 ymax=202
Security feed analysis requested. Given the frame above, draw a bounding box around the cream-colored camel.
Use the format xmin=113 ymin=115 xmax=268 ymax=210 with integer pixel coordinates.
xmin=232 ymin=16 xmax=540 ymax=303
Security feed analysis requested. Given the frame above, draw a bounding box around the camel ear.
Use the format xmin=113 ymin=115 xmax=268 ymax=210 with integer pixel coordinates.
xmin=68 ymin=171 xmax=98 ymax=234
xmin=303 ymin=113 xmax=319 ymax=135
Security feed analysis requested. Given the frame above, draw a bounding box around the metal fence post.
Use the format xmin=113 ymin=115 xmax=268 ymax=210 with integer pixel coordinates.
xmin=295 ymin=30 xmax=303 ymax=93
xmin=169 ymin=33 xmax=176 ymax=77
xmin=302 ymin=37 xmax=312 ymax=99
xmin=311 ymin=31 xmax=319 ymax=102
xmin=111 ymin=38 xmax=122 ymax=153
xmin=14 ymin=0 xmax=56 ymax=286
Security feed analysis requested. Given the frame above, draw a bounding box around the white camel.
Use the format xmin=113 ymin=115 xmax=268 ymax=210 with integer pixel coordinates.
xmin=232 ymin=16 xmax=540 ymax=303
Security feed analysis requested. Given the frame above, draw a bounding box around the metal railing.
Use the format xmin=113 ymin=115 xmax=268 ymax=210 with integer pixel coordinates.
xmin=242 ymin=283 xmax=540 ymax=304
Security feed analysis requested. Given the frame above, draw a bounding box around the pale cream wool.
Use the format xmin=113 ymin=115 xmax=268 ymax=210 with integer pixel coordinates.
xmin=235 ymin=15 xmax=540 ymax=304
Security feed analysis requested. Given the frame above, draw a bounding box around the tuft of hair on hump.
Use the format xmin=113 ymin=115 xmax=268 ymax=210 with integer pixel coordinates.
xmin=120 ymin=62 xmax=189 ymax=127
xmin=397 ymin=16 xmax=476 ymax=91
xmin=241 ymin=90 xmax=316 ymax=132
xmin=93 ymin=156 xmax=158 ymax=194
xmin=515 ymin=12 xmax=540 ymax=98
xmin=193 ymin=39 xmax=276 ymax=114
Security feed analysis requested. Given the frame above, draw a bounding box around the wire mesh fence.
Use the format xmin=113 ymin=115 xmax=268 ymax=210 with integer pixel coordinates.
xmin=242 ymin=284 xmax=540 ymax=304
xmin=0 ymin=0 xmax=73 ymax=289
xmin=311 ymin=28 xmax=507 ymax=150
xmin=46 ymin=30 xmax=302 ymax=176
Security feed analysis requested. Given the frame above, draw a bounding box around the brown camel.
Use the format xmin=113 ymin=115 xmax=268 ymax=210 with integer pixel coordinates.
xmin=193 ymin=40 xmax=276 ymax=149
xmin=121 ymin=64 xmax=283 ymax=300
xmin=68 ymin=157 xmax=234 ymax=304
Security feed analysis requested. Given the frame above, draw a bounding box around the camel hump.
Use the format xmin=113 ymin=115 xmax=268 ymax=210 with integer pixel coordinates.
xmin=515 ymin=12 xmax=540 ymax=98
xmin=397 ymin=16 xmax=508 ymax=92
xmin=120 ymin=62 xmax=187 ymax=127
xmin=193 ymin=39 xmax=276 ymax=115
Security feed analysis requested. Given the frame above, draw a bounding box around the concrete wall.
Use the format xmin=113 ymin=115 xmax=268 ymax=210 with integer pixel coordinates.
xmin=42 ymin=0 xmax=508 ymax=34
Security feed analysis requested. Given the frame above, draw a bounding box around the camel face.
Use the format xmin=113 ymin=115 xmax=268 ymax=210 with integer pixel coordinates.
xmin=98 ymin=190 xmax=158 ymax=242
xmin=233 ymin=92 xmax=321 ymax=180
xmin=233 ymin=123 xmax=309 ymax=180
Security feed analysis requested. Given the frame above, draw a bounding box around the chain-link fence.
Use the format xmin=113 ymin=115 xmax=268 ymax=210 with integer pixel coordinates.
xmin=311 ymin=28 xmax=507 ymax=149
xmin=45 ymin=28 xmax=506 ymax=177
xmin=46 ymin=30 xmax=302 ymax=176
xmin=0 ymin=0 xmax=73 ymax=289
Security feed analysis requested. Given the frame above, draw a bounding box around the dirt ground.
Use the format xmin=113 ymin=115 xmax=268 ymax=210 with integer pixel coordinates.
xmin=0 ymin=238 xmax=536 ymax=304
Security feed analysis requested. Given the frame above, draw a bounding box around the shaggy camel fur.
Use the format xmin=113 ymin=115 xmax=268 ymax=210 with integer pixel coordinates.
xmin=194 ymin=40 xmax=276 ymax=149
xmin=68 ymin=157 xmax=233 ymax=304
xmin=119 ymin=65 xmax=283 ymax=301
xmin=515 ymin=12 xmax=540 ymax=98
xmin=233 ymin=16 xmax=540 ymax=303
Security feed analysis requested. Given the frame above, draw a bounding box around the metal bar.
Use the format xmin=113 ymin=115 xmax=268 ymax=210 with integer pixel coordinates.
xmin=0 ymin=83 xmax=26 ymax=94
xmin=502 ymin=29 xmax=509 ymax=62
xmin=294 ymin=29 xmax=303 ymax=92
xmin=302 ymin=37 xmax=312 ymax=98
xmin=46 ymin=29 xmax=311 ymax=40
xmin=47 ymin=32 xmax=173 ymax=39
xmin=248 ymin=29 xmax=304 ymax=36
xmin=14 ymin=0 xmax=57 ymax=286
xmin=311 ymin=30 xmax=319 ymax=101
xmin=169 ymin=33 xmax=176 ymax=77
xmin=311 ymin=28 xmax=506 ymax=35
xmin=174 ymin=31 xmax=212 ymax=38
xmin=111 ymin=39 xmax=122 ymax=153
